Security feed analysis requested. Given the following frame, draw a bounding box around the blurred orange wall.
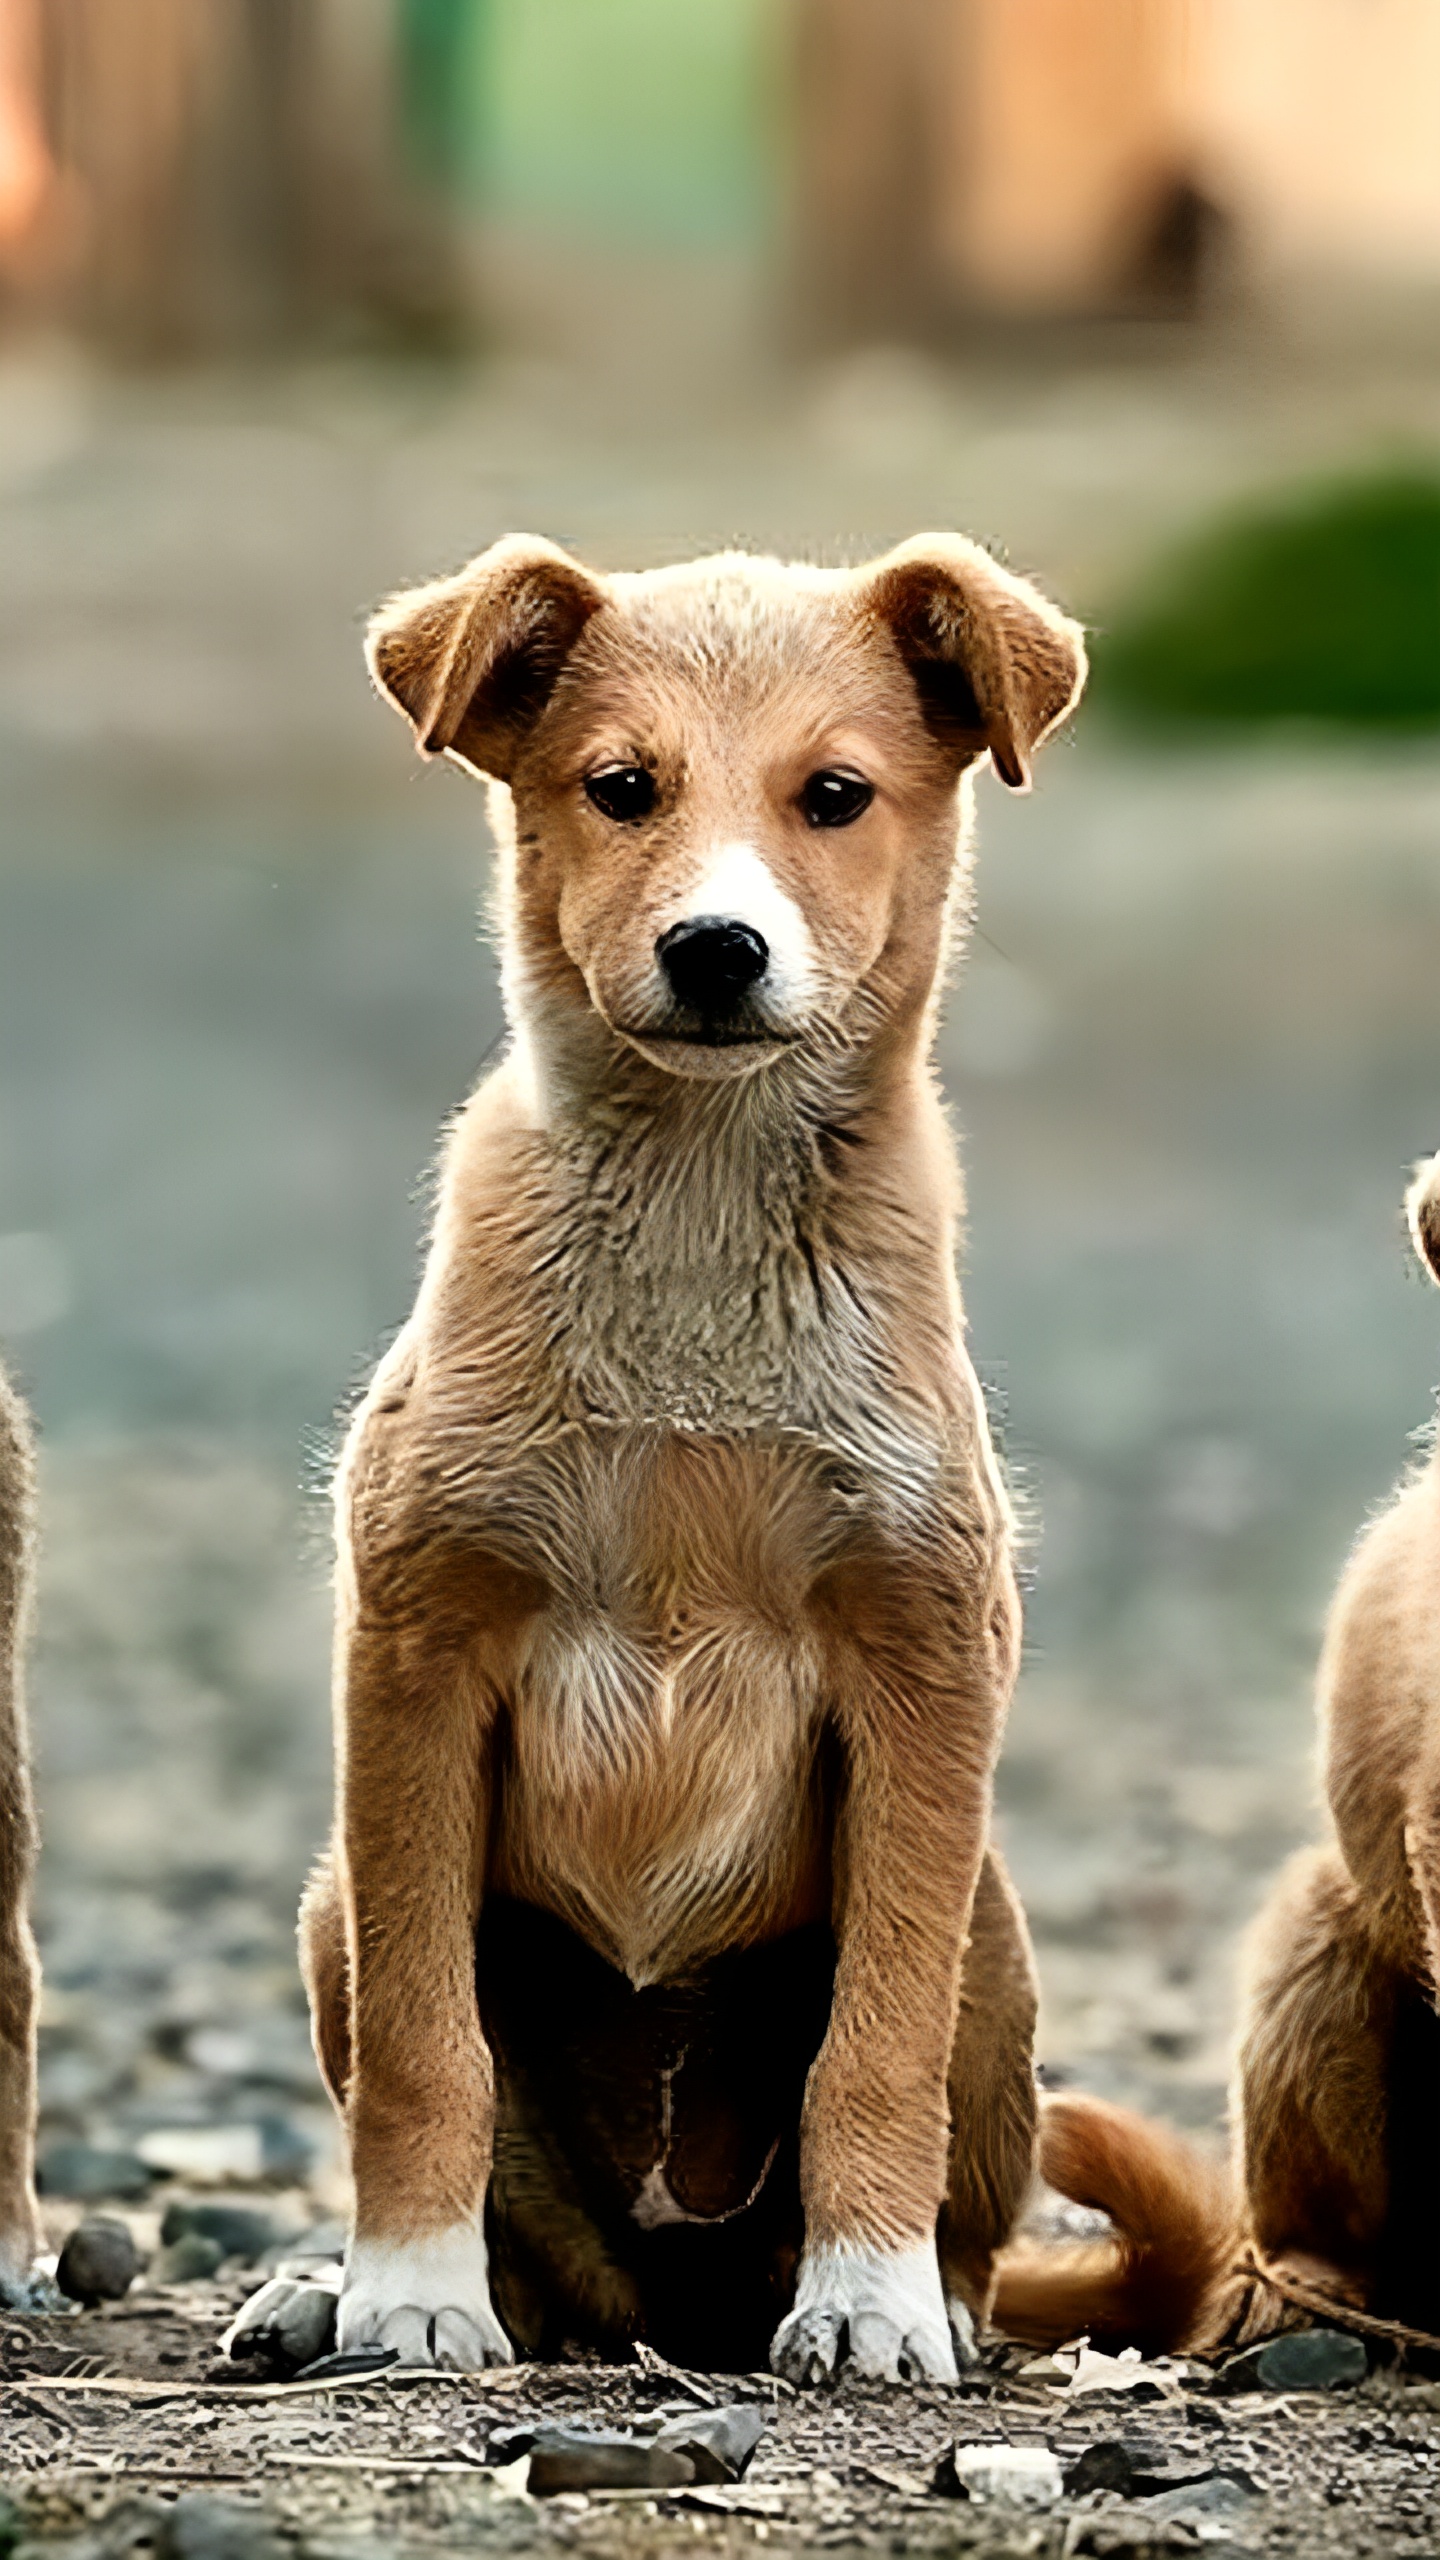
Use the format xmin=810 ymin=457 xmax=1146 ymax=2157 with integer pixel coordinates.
xmin=934 ymin=0 xmax=1440 ymax=314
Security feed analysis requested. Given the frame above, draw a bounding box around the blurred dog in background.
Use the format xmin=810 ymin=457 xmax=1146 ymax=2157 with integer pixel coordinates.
xmin=995 ymin=1151 xmax=1440 ymax=2356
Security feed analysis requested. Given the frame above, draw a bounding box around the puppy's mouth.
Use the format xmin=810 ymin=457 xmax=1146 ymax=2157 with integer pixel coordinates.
xmin=614 ymin=1021 xmax=796 ymax=1051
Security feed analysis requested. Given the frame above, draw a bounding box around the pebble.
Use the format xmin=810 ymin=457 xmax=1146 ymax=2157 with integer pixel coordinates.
xmin=37 ymin=2140 xmax=155 ymax=2202
xmin=221 ymin=2269 xmax=343 ymax=2370
xmin=526 ymin=2427 xmax=696 ymax=2494
xmin=55 ymin=2216 xmax=140 ymax=2303
xmin=1064 ymin=2438 xmax=1260 ymax=2500
xmin=150 ymin=2234 xmax=225 ymax=2285
xmin=1218 ymin=2326 xmax=1368 ymax=2393
xmin=653 ymin=2403 xmax=766 ymax=2483
xmin=163 ymin=2494 xmax=289 ymax=2560
xmin=160 ymin=2201 xmax=278 ymax=2262
xmin=1147 ymin=2472 xmax=1263 ymax=2524
xmin=934 ymin=2443 xmax=1064 ymax=2507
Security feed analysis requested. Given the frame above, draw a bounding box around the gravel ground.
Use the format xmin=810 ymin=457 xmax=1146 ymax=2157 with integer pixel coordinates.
xmin=6 ymin=2253 xmax=1440 ymax=2559
xmin=3 ymin=315 xmax=1440 ymax=2543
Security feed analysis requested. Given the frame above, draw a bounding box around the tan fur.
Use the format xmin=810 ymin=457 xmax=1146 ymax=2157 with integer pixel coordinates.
xmin=993 ymin=1150 xmax=1440 ymax=2356
xmin=0 ymin=1365 xmax=41 ymax=2296
xmin=309 ymin=532 xmax=1084 ymax=2371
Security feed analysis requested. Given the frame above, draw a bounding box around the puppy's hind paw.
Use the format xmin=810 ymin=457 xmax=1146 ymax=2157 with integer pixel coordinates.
xmin=771 ymin=2242 xmax=960 ymax=2387
xmin=221 ymin=2262 xmax=341 ymax=2371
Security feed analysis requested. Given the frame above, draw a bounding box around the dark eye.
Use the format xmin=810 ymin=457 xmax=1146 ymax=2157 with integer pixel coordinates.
xmin=584 ymin=765 xmax=656 ymax=823
xmin=801 ymin=769 xmax=874 ymax=829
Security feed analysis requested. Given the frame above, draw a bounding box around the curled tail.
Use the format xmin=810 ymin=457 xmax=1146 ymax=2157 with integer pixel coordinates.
xmin=991 ymin=2091 xmax=1235 ymax=2356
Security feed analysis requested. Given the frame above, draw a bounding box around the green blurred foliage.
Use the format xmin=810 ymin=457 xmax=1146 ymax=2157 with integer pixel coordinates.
xmin=400 ymin=0 xmax=485 ymax=190
xmin=476 ymin=0 xmax=775 ymax=245
xmin=1096 ymin=467 xmax=1440 ymax=732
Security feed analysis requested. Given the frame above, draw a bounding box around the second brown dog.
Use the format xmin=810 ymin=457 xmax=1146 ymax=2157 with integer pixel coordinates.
xmin=995 ymin=1153 xmax=1440 ymax=2355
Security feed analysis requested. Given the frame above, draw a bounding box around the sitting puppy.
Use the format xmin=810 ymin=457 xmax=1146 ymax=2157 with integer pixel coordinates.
xmin=0 ymin=1366 xmax=42 ymax=2302
xmin=278 ymin=535 xmax=1084 ymax=2380
xmin=994 ymin=1152 xmax=1440 ymax=2355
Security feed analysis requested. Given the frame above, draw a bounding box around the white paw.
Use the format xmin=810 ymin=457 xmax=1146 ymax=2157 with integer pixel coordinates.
xmin=771 ymin=2241 xmax=959 ymax=2386
xmin=221 ymin=2263 xmax=342 ymax=2368
xmin=337 ymin=2228 xmax=513 ymax=2370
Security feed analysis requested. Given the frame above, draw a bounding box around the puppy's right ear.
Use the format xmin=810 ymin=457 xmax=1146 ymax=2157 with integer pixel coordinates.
xmin=366 ymin=535 xmax=607 ymax=781
xmin=1405 ymin=1153 xmax=1440 ymax=1286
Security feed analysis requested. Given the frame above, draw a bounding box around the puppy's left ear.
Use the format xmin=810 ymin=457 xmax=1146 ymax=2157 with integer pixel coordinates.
xmin=366 ymin=534 xmax=608 ymax=781
xmin=858 ymin=533 xmax=1086 ymax=790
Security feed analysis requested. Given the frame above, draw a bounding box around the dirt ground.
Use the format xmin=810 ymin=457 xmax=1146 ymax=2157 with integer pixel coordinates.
xmin=6 ymin=2245 xmax=1440 ymax=2560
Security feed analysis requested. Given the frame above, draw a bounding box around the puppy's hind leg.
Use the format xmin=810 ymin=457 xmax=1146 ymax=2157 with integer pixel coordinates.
xmin=299 ymin=1846 xmax=352 ymax=2111
xmin=937 ymin=1847 xmax=1039 ymax=2363
xmin=1230 ymin=1844 xmax=1392 ymax=2344
xmin=0 ymin=1370 xmax=41 ymax=2302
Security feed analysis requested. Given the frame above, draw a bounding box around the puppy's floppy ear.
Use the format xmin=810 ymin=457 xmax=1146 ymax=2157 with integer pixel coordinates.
xmin=366 ymin=534 xmax=607 ymax=781
xmin=857 ymin=532 xmax=1086 ymax=791
xmin=1405 ymin=1153 xmax=1440 ymax=1286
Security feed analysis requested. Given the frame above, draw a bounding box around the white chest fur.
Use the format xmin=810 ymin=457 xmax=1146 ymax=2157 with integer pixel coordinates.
xmin=496 ymin=1427 xmax=831 ymax=1983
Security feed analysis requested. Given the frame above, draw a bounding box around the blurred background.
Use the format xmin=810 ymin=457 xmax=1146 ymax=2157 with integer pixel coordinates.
xmin=1 ymin=0 xmax=1439 ymax=2223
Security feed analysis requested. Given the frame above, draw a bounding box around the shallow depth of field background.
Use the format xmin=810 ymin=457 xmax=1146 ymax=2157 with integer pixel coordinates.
xmin=1 ymin=0 xmax=1439 ymax=2205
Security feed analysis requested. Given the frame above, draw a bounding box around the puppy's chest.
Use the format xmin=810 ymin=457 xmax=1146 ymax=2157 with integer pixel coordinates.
xmin=496 ymin=1436 xmax=835 ymax=1974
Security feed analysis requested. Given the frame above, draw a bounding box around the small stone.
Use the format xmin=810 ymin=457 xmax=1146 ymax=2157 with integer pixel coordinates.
xmin=37 ymin=2140 xmax=154 ymax=2202
xmin=223 ymin=2269 xmax=340 ymax=2370
xmin=93 ymin=2496 xmax=169 ymax=2559
xmin=486 ymin=2425 xmax=537 ymax=2466
xmin=136 ymin=2126 xmax=266 ymax=2182
xmin=151 ymin=2234 xmax=225 ymax=2285
xmin=653 ymin=2403 xmax=766 ymax=2483
xmin=1146 ymin=2473 xmax=1265 ymax=2535
xmin=163 ymin=2494 xmax=287 ymax=2560
xmin=1064 ymin=2440 xmax=1157 ymax=2497
xmin=160 ymin=2202 xmax=277 ymax=2262
xmin=934 ymin=2443 xmax=1063 ymax=2507
xmin=1218 ymin=2326 xmax=1367 ymax=2394
xmin=256 ymin=2115 xmax=315 ymax=2181
xmin=527 ymin=2428 xmax=696 ymax=2494
xmin=56 ymin=2217 xmax=140 ymax=2303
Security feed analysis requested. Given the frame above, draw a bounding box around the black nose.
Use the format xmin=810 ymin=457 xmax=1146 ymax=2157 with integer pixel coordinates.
xmin=656 ymin=917 xmax=769 ymax=1017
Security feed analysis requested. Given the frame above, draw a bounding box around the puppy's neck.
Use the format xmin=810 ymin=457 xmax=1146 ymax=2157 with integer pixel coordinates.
xmin=508 ymin=997 xmax=934 ymax=1438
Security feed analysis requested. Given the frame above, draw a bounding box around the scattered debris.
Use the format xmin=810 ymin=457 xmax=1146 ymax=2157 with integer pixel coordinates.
xmin=1063 ymin=2437 xmax=1260 ymax=2499
xmin=526 ymin=2426 xmax=696 ymax=2494
xmin=933 ymin=2442 xmax=1064 ymax=2506
xmin=652 ymin=2402 xmax=766 ymax=2482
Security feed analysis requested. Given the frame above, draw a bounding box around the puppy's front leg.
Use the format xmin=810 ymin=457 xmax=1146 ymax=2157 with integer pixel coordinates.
xmin=336 ymin=1603 xmax=512 ymax=2369
xmin=772 ymin=1552 xmax=1018 ymax=2386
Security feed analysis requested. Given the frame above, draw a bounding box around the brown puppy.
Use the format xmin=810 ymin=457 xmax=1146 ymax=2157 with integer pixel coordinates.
xmin=0 ymin=1365 xmax=41 ymax=2302
xmin=295 ymin=534 xmax=1084 ymax=2378
xmin=994 ymin=1152 xmax=1440 ymax=2355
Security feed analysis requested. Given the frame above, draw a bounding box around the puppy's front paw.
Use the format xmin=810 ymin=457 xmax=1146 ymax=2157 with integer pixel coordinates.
xmin=771 ymin=2242 xmax=958 ymax=2386
xmin=337 ymin=2229 xmax=513 ymax=2370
